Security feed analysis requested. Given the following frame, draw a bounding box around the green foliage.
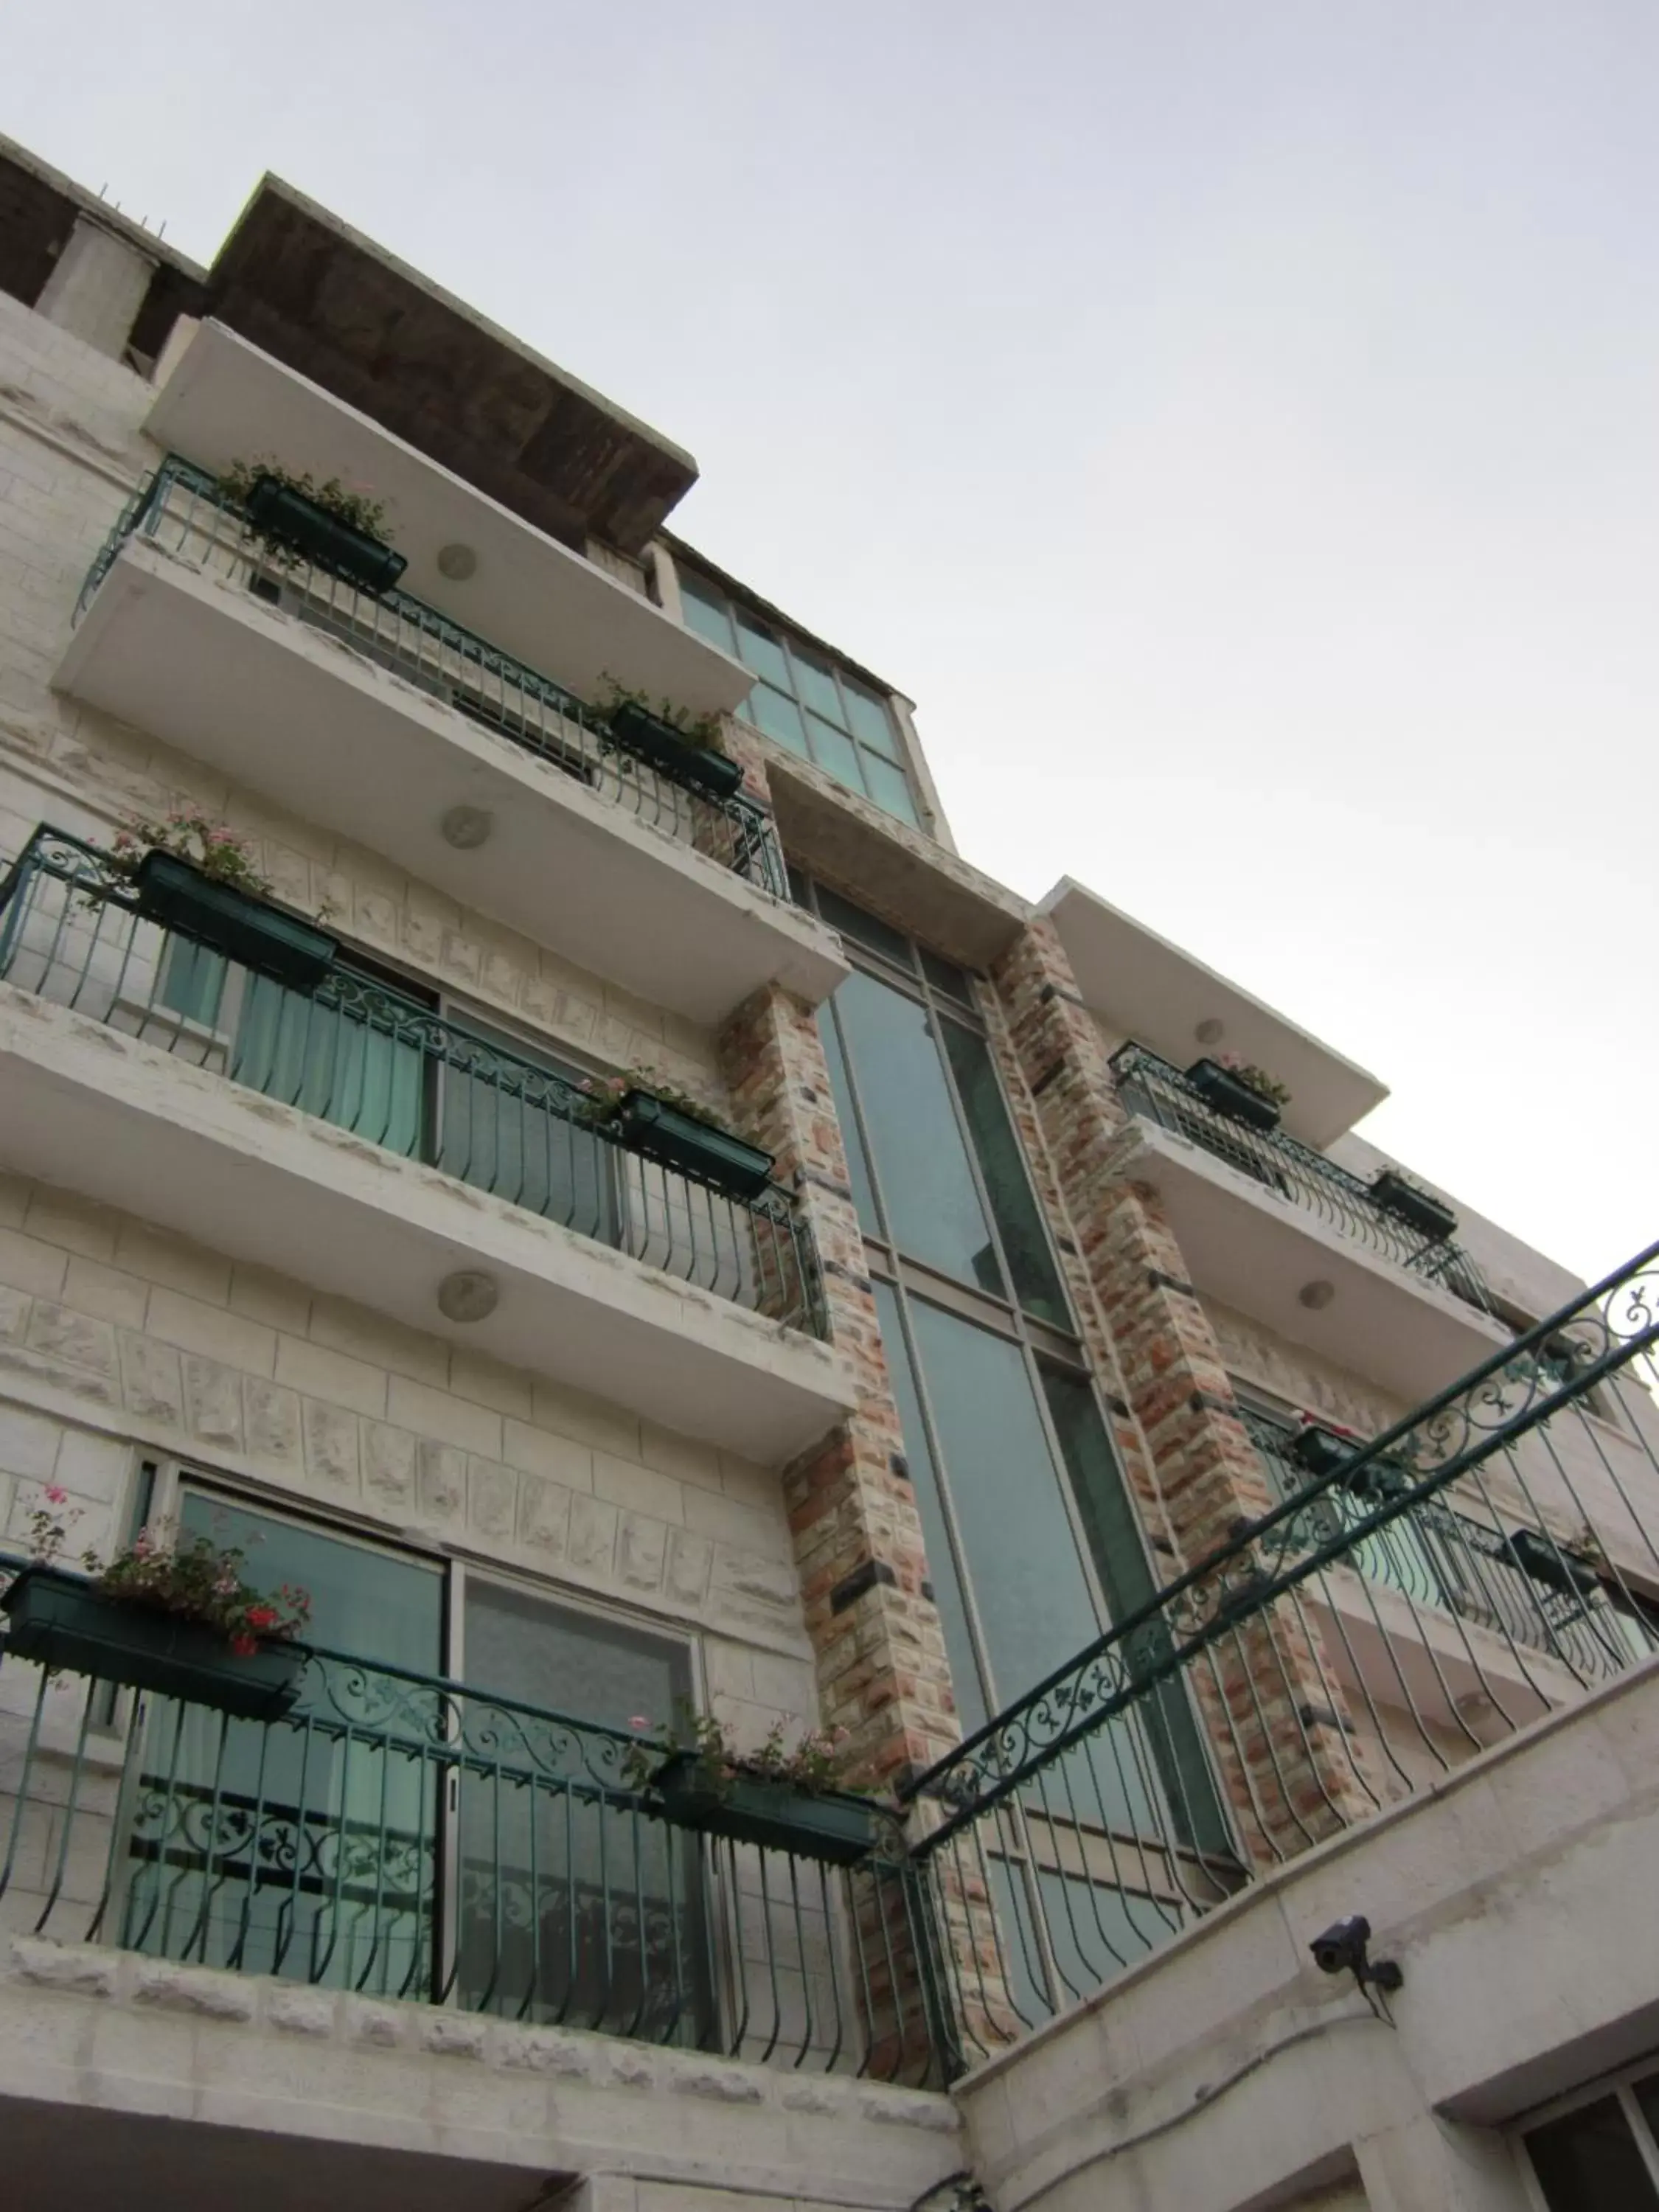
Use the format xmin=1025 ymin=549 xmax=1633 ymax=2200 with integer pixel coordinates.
xmin=1214 ymin=1052 xmax=1293 ymax=1107
xmin=577 ymin=1067 xmax=736 ymax=1138
xmin=620 ymin=1697 xmax=858 ymax=1800
xmin=594 ymin=675 xmax=724 ymax=753
xmin=220 ymin=457 xmax=394 ymax=546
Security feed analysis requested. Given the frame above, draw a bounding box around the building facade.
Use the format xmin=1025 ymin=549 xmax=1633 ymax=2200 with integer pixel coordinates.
xmin=0 ymin=135 xmax=1656 ymax=2212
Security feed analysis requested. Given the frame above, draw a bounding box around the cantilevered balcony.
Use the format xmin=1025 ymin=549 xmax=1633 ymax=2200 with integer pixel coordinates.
xmin=1108 ymin=1043 xmax=1510 ymax=1397
xmin=0 ymin=829 xmax=855 ymax=1463
xmin=56 ymin=456 xmax=847 ymax=1026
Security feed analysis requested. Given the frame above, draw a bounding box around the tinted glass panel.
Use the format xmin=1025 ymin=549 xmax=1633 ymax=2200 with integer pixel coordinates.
xmin=129 ymin=1496 xmax=445 ymax=1997
xmin=1035 ymin=1868 xmax=1162 ymax=2003
xmin=815 ymin=887 xmax=915 ymax=971
xmin=843 ymin=680 xmax=900 ymax=758
xmin=806 ymin=712 xmax=866 ymax=790
xmin=833 ymin=972 xmax=1003 ymax=1296
xmin=794 ymin=650 xmax=846 ymax=724
xmin=907 ymin=1300 xmax=1100 ymax=1701
xmin=678 ymin=574 xmax=734 ymax=650
xmin=1526 ymin=2097 xmax=1659 ymax=2211
xmin=860 ymin=750 xmax=922 ymax=826
xmin=939 ymin=1018 xmax=1069 ymax=1326
xmin=1041 ymin=1368 xmax=1231 ymax=1853
xmin=873 ymin=1281 xmax=987 ymax=1737
xmin=818 ymin=1006 xmax=880 ymax=1234
xmin=746 ymin=682 xmax=809 ymax=751
xmin=734 ymin=611 xmax=791 ymax=689
xmin=919 ymin=949 xmax=976 ymax=1007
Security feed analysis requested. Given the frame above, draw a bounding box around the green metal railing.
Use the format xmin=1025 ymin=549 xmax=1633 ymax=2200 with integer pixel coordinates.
xmin=901 ymin=1239 xmax=1659 ymax=2067
xmin=1110 ymin=1043 xmax=1493 ymax=1312
xmin=77 ymin=454 xmax=787 ymax=900
xmin=0 ymin=1615 xmax=939 ymax=2077
xmin=0 ymin=827 xmax=825 ymax=1338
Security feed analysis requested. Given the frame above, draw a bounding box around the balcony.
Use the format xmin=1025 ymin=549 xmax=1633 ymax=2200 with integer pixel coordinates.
xmin=57 ymin=455 xmax=847 ymax=1026
xmin=0 ymin=1597 xmax=940 ymax=2088
xmin=1109 ymin=1043 xmax=1510 ymax=1398
xmin=0 ymin=829 xmax=856 ymax=1463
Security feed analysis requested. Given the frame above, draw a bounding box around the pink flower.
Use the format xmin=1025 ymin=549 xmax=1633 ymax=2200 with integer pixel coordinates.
xmin=43 ymin=1484 xmax=67 ymax=1506
xmin=628 ymin=1715 xmax=651 ymax=1731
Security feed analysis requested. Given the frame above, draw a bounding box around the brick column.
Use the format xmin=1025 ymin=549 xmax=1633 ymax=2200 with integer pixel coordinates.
xmin=990 ymin=918 xmax=1373 ymax=1865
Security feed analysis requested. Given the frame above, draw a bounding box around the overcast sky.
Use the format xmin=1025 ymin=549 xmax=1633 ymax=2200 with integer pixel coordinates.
xmin=6 ymin=1 xmax=1655 ymax=1284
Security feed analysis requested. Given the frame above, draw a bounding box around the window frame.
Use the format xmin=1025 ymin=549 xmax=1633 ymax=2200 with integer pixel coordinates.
xmin=676 ymin=565 xmax=922 ymax=825
xmin=1515 ymin=2054 xmax=1659 ymax=2208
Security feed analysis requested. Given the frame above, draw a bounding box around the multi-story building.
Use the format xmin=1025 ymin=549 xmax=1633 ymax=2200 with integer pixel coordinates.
xmin=0 ymin=133 xmax=1655 ymax=2212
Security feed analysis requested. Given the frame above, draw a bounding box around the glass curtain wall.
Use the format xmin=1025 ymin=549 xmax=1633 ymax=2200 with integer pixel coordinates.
xmin=802 ymin=877 xmax=1233 ymax=2013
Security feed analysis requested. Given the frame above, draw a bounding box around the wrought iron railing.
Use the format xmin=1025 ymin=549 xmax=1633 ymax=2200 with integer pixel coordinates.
xmin=900 ymin=1240 xmax=1659 ymax=2068
xmin=77 ymin=455 xmax=787 ymax=900
xmin=1239 ymin=1407 xmax=1627 ymax=1674
xmin=1110 ymin=1043 xmax=1492 ymax=1312
xmin=0 ymin=1615 xmax=937 ymax=2078
xmin=0 ymin=827 xmax=825 ymax=1338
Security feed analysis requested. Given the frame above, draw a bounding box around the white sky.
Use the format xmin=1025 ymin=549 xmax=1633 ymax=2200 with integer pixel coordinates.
xmin=6 ymin=1 xmax=1655 ymax=1284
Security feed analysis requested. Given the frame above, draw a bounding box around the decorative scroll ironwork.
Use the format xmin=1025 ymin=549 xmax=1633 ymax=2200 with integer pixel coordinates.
xmin=906 ymin=1237 xmax=1659 ymax=1838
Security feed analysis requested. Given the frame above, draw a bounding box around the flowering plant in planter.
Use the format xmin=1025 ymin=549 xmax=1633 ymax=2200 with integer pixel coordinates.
xmin=24 ymin=1491 xmax=310 ymax=1656
xmin=108 ymin=810 xmax=275 ymax=900
xmin=620 ymin=1699 xmax=855 ymax=1798
xmin=220 ymin=458 xmax=393 ymax=547
xmin=1214 ymin=1052 xmax=1292 ymax=1108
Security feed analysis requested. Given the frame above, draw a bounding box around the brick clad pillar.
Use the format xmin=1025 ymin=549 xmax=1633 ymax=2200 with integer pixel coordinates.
xmin=990 ymin=918 xmax=1373 ymax=1864
xmin=716 ymin=966 xmax=1022 ymax=2075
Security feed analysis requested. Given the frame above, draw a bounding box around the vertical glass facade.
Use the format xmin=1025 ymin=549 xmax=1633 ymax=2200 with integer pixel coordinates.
xmin=677 ymin=565 xmax=922 ymax=827
xmin=802 ymin=874 xmax=1230 ymax=1999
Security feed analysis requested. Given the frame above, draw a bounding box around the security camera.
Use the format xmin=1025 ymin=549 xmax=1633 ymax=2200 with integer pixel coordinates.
xmin=1309 ymin=1913 xmax=1403 ymax=1992
xmin=1310 ymin=1914 xmax=1371 ymax=1977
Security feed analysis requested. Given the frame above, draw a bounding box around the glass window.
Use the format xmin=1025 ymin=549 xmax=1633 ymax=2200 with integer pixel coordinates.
xmin=907 ymin=1300 xmax=1101 ymax=1701
xmin=832 ymin=971 xmax=1004 ymax=1298
xmin=675 ymin=565 xmax=919 ymax=827
xmin=734 ymin=611 xmax=792 ymax=690
xmin=843 ymin=679 xmax=902 ymax=759
xmin=805 ymin=713 xmax=864 ymax=788
xmin=919 ymin=949 xmax=976 ymax=1006
xmin=793 ymin=650 xmax=845 ymax=723
xmin=456 ymin=1580 xmax=710 ymax=2038
xmin=874 ymin=1282 xmax=988 ymax=1739
xmin=679 ymin=572 xmax=735 ymax=651
xmin=815 ymin=886 xmax=916 ymax=971
xmin=818 ymin=1005 xmax=880 ymax=1234
xmin=440 ymin=1015 xmax=613 ymax=1241
xmin=746 ymin=681 xmax=810 ymax=752
xmin=859 ymin=751 xmax=922 ymax=827
xmin=1526 ymin=2096 xmax=1659 ymax=2210
xmin=939 ymin=1018 xmax=1068 ymax=1327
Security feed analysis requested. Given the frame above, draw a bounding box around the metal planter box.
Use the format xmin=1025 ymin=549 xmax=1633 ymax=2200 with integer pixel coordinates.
xmin=1185 ymin=1058 xmax=1282 ymax=1133
xmin=1371 ymin=1169 xmax=1458 ymax=1242
xmin=608 ymin=700 xmax=745 ymax=803
xmin=612 ymin=1091 xmax=774 ymax=1200
xmin=1290 ymin=1425 xmax=1359 ymax=1481
xmin=1505 ymin=1528 xmax=1601 ymax=1599
xmin=133 ymin=851 xmax=338 ymax=992
xmin=244 ymin=474 xmax=407 ymax=598
xmin=650 ymin=1751 xmax=880 ymax=1867
xmin=1 ymin=1565 xmax=305 ymax=1721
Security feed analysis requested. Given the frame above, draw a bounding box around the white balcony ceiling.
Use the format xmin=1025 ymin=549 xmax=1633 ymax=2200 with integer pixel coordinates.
xmin=57 ymin=540 xmax=847 ymax=1024
xmin=146 ymin=320 xmax=752 ymax=720
xmin=1118 ymin=1120 xmax=1509 ymax=1403
xmin=1040 ymin=877 xmax=1388 ymax=1148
